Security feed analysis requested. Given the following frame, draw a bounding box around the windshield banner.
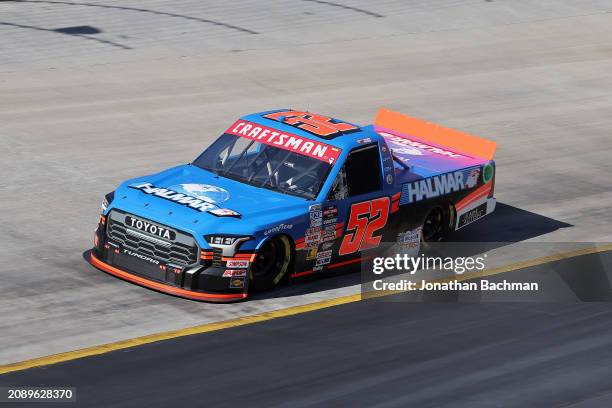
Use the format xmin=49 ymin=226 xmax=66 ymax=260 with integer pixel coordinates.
xmin=226 ymin=120 xmax=342 ymax=164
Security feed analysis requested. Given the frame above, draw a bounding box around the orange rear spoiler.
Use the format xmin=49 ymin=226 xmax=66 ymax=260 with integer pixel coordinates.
xmin=374 ymin=107 xmax=496 ymax=160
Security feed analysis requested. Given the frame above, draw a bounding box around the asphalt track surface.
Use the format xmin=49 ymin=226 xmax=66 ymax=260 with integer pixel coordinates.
xmin=2 ymin=252 xmax=612 ymax=407
xmin=1 ymin=0 xmax=612 ymax=406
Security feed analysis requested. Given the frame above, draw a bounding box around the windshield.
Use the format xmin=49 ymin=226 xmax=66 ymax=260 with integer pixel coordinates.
xmin=192 ymin=134 xmax=332 ymax=199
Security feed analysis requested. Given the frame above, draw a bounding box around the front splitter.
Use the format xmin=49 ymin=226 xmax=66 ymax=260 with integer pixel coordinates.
xmin=87 ymin=251 xmax=248 ymax=302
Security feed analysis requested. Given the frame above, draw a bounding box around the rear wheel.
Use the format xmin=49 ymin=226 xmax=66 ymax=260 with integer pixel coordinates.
xmin=250 ymin=235 xmax=292 ymax=291
xmin=422 ymin=206 xmax=447 ymax=242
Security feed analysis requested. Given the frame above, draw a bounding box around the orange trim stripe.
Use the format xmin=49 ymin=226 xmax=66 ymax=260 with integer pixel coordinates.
xmin=457 ymin=190 xmax=489 ymax=211
xmin=456 ymin=192 xmax=488 ymax=212
xmin=90 ymin=254 xmax=247 ymax=301
xmin=200 ymin=250 xmax=214 ymax=260
xmin=222 ymin=254 xmax=256 ymax=262
xmin=375 ymin=107 xmax=496 ymax=160
xmin=233 ymin=253 xmax=256 ymax=259
xmin=456 ymin=182 xmax=492 ymax=211
xmin=100 ymin=215 xmax=106 ymax=225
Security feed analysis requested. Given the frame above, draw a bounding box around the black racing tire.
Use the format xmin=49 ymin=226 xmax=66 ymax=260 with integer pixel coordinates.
xmin=250 ymin=235 xmax=292 ymax=292
xmin=422 ymin=206 xmax=448 ymax=242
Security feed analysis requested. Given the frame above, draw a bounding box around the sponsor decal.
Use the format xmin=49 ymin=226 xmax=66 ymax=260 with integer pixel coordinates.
xmin=391 ymin=146 xmax=424 ymax=156
xmin=321 ymin=241 xmax=334 ymax=251
xmin=169 ymin=183 xmax=230 ymax=203
xmin=208 ymin=208 xmax=241 ymax=217
xmin=316 ymin=249 xmax=332 ymax=262
xmin=379 ymin=132 xmax=465 ymax=158
xmin=323 ymin=205 xmax=338 ymax=217
xmin=125 ymin=216 xmax=176 ymax=240
xmin=309 ymin=203 xmax=323 ymax=227
xmin=223 ymin=269 xmax=247 ymax=277
xmin=264 ymin=223 xmax=293 ymax=236
xmin=129 ymin=182 xmax=230 ymax=213
xmin=229 ymin=277 xmax=245 ymax=288
xmin=306 ymin=247 xmax=318 ymax=261
xmin=357 ymin=137 xmax=372 ymax=144
xmin=310 ymin=218 xmax=322 ymax=228
xmin=262 ymin=110 xmax=359 ymax=138
xmin=315 ymin=258 xmax=330 ymax=267
xmin=397 ymin=227 xmax=421 ymax=256
xmin=401 ymin=167 xmax=481 ymax=204
xmin=305 ymin=233 xmax=322 ymax=247
xmin=323 ymin=217 xmax=338 ymax=226
xmin=226 ymin=120 xmax=342 ymax=164
xmin=321 ymin=226 xmax=337 ymax=242
xmin=315 ymin=254 xmax=332 ymax=267
xmin=226 ymin=260 xmax=250 ymax=268
xmin=309 ymin=204 xmax=322 ymax=217
xmin=380 ymin=140 xmax=395 ymax=187
xmin=458 ymin=202 xmax=487 ymax=228
xmin=305 ymin=226 xmax=322 ymax=235
xmin=122 ymin=248 xmax=159 ymax=265
xmin=464 ymin=168 xmax=480 ymax=189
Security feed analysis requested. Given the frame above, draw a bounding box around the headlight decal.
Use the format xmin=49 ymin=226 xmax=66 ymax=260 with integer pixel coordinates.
xmin=101 ymin=191 xmax=115 ymax=214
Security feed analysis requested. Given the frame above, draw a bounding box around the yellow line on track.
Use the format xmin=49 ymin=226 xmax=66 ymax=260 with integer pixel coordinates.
xmin=1 ymin=244 xmax=611 ymax=375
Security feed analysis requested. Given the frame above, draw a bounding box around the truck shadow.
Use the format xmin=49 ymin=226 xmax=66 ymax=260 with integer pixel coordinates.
xmin=255 ymin=203 xmax=573 ymax=300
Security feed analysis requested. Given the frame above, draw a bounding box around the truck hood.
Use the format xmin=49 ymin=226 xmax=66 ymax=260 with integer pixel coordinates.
xmin=110 ymin=164 xmax=308 ymax=236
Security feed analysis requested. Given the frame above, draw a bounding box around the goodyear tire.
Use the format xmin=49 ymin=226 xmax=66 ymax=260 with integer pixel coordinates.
xmin=250 ymin=235 xmax=292 ymax=291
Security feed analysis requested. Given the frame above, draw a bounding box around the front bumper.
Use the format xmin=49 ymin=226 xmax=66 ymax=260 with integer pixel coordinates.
xmin=90 ymin=213 xmax=251 ymax=302
xmin=87 ymin=250 xmax=248 ymax=302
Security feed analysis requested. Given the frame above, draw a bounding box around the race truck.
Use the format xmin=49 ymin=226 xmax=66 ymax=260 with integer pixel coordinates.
xmin=87 ymin=108 xmax=497 ymax=302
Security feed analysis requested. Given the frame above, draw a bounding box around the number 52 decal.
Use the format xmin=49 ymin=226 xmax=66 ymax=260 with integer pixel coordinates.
xmin=339 ymin=197 xmax=390 ymax=256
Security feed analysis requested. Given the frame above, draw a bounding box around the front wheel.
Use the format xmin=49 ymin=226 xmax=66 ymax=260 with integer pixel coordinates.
xmin=250 ymin=235 xmax=292 ymax=291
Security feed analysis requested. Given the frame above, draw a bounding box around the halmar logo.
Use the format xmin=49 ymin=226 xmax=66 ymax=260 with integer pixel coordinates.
xmin=402 ymin=167 xmax=481 ymax=204
xmin=129 ymin=182 xmax=227 ymax=212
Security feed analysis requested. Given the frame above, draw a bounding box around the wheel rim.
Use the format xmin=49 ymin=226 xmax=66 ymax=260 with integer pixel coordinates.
xmin=252 ymin=237 xmax=290 ymax=284
xmin=423 ymin=208 xmax=444 ymax=242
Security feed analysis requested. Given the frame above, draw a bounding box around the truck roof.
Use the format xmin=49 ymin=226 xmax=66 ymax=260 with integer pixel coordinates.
xmin=240 ymin=109 xmax=372 ymax=149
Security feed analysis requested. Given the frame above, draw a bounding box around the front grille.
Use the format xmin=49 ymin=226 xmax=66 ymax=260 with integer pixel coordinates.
xmin=106 ymin=210 xmax=199 ymax=267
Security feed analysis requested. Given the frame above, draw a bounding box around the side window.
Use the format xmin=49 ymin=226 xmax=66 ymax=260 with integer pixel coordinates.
xmin=346 ymin=145 xmax=381 ymax=196
xmin=328 ymin=144 xmax=382 ymax=200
